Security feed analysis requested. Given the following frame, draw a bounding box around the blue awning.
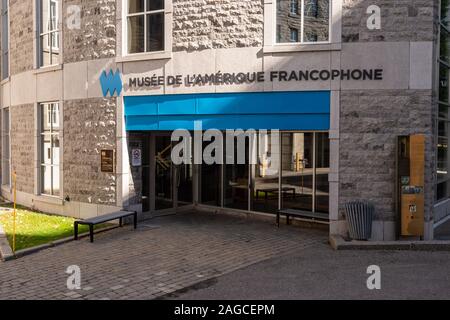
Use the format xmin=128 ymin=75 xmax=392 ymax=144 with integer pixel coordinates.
xmin=124 ymin=91 xmax=330 ymax=131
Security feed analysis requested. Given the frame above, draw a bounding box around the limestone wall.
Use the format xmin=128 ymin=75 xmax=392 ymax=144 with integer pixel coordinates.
xmin=9 ymin=0 xmax=34 ymax=75
xmin=172 ymin=0 xmax=264 ymax=51
xmin=63 ymin=0 xmax=117 ymax=63
xmin=63 ymin=98 xmax=117 ymax=205
xmin=10 ymin=103 xmax=34 ymax=194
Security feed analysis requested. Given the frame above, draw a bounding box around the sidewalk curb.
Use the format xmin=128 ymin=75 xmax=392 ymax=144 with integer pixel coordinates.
xmin=1 ymin=226 xmax=119 ymax=261
xmin=0 ymin=224 xmax=14 ymax=262
xmin=330 ymin=234 xmax=450 ymax=251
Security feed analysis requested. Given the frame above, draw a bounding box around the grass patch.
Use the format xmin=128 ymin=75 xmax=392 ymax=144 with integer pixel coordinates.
xmin=0 ymin=203 xmax=108 ymax=251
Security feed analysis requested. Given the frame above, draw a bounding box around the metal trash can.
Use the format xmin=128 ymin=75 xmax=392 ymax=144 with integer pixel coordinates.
xmin=344 ymin=201 xmax=374 ymax=241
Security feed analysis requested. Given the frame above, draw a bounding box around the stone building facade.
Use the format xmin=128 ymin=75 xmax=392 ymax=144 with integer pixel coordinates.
xmin=0 ymin=0 xmax=443 ymax=241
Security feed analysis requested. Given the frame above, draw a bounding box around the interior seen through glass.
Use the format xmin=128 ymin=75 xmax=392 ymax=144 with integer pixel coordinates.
xmin=139 ymin=131 xmax=330 ymax=215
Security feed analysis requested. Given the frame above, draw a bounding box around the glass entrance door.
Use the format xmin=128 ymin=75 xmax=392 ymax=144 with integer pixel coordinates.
xmin=155 ymin=134 xmax=173 ymax=211
xmin=153 ymin=133 xmax=193 ymax=212
xmin=224 ymin=132 xmax=250 ymax=210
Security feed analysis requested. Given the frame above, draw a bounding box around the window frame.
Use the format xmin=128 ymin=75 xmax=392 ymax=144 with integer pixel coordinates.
xmin=36 ymin=0 xmax=61 ymax=68
xmin=123 ymin=0 xmax=169 ymax=56
xmin=39 ymin=102 xmax=61 ymax=197
xmin=273 ymin=0 xmax=332 ymax=45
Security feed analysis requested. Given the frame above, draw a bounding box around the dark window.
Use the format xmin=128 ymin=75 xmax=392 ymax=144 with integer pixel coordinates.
xmin=127 ymin=0 xmax=165 ymax=54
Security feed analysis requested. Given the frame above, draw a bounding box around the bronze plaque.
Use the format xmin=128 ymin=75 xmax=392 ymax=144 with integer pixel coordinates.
xmin=101 ymin=150 xmax=115 ymax=173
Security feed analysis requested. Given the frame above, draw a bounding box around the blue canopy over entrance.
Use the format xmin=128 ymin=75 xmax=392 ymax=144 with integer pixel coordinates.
xmin=124 ymin=91 xmax=330 ymax=131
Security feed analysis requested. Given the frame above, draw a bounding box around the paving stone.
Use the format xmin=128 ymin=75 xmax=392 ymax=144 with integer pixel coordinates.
xmin=0 ymin=211 xmax=325 ymax=300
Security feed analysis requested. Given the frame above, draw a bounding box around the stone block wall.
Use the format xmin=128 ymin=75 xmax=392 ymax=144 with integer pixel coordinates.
xmin=9 ymin=0 xmax=34 ymax=75
xmin=276 ymin=0 xmax=329 ymax=43
xmin=342 ymin=0 xmax=437 ymax=42
xmin=63 ymin=98 xmax=117 ymax=205
xmin=339 ymin=1 xmax=437 ymax=237
xmin=63 ymin=0 xmax=116 ymax=63
xmin=339 ymin=90 xmax=435 ymax=224
xmin=172 ymin=0 xmax=264 ymax=51
xmin=10 ymin=104 xmax=35 ymax=194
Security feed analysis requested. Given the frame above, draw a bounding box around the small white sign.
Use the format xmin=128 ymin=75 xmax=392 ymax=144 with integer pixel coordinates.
xmin=132 ymin=149 xmax=142 ymax=167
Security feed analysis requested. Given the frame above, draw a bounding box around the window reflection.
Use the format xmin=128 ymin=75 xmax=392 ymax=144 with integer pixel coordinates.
xmin=201 ymin=139 xmax=222 ymax=207
xmin=199 ymin=131 xmax=330 ymax=216
xmin=39 ymin=0 xmax=60 ymax=67
xmin=281 ymin=133 xmax=314 ymax=212
xmin=315 ymin=133 xmax=330 ymax=213
xmin=276 ymin=0 xmax=330 ymax=43
xmin=127 ymin=0 xmax=165 ymax=54
xmin=224 ymin=133 xmax=250 ymax=211
xmin=252 ymin=132 xmax=281 ymax=214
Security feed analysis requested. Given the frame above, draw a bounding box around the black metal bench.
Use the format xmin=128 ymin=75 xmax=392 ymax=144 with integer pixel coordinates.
xmin=277 ymin=209 xmax=329 ymax=227
xmin=255 ymin=187 xmax=296 ymax=201
xmin=74 ymin=211 xmax=138 ymax=243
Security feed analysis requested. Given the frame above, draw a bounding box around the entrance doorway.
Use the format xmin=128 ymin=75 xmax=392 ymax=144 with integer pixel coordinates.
xmin=142 ymin=133 xmax=193 ymax=215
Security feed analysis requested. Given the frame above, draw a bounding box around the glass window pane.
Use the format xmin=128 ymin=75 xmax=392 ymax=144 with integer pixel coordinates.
xmin=52 ymin=135 xmax=60 ymax=165
xmin=442 ymin=1 xmax=450 ymax=27
xmin=128 ymin=0 xmax=144 ymax=13
xmin=303 ymin=0 xmax=329 ymax=42
xmin=155 ymin=135 xmax=173 ymax=210
xmin=41 ymin=0 xmax=50 ymax=34
xmin=41 ymin=166 xmax=53 ymax=195
xmin=290 ymin=28 xmax=299 ymax=42
xmin=315 ymin=133 xmax=329 ymax=214
xmin=51 ymin=103 xmax=60 ymax=129
xmin=252 ymin=132 xmax=280 ymax=214
xmin=147 ymin=0 xmax=164 ymax=11
xmin=40 ymin=102 xmax=60 ymax=196
xmin=437 ymin=181 xmax=448 ymax=201
xmin=224 ymin=133 xmax=250 ymax=211
xmin=41 ymin=134 xmax=52 ymax=165
xmin=1 ymin=0 xmax=8 ymax=79
xmin=281 ymin=133 xmax=313 ymax=212
xmin=276 ymin=0 xmax=302 ymax=43
xmin=52 ymin=165 xmax=60 ymax=195
xmin=439 ymin=120 xmax=448 ymax=138
xmin=41 ymin=104 xmax=52 ymax=132
xmin=51 ymin=32 xmax=60 ymax=65
xmin=440 ymin=63 xmax=450 ymax=103
xmin=441 ymin=26 xmax=450 ymax=63
xmin=2 ymin=159 xmax=10 ymax=186
xmin=128 ymin=15 xmax=145 ymax=53
xmin=49 ymin=0 xmax=59 ymax=31
xmin=40 ymin=34 xmax=51 ymax=67
xmin=439 ymin=104 xmax=449 ymax=119
xmin=41 ymin=0 xmax=59 ymax=33
xmin=438 ymin=137 xmax=449 ymax=181
xmin=147 ymin=13 xmax=164 ymax=52
xmin=201 ymin=138 xmax=222 ymax=207
xmin=290 ymin=0 xmax=299 ymax=15
xmin=2 ymin=135 xmax=8 ymax=159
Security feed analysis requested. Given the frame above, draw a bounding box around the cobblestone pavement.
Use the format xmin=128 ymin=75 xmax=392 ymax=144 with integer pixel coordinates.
xmin=0 ymin=211 xmax=326 ymax=300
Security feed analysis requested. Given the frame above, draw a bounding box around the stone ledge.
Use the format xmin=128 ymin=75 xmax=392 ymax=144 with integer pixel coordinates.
xmin=330 ymin=235 xmax=450 ymax=251
xmin=0 ymin=224 xmax=14 ymax=262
